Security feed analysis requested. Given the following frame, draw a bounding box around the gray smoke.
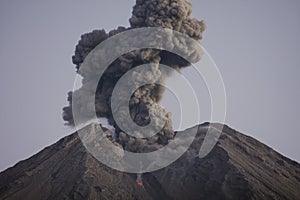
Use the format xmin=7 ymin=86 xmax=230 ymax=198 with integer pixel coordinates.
xmin=62 ymin=0 xmax=205 ymax=152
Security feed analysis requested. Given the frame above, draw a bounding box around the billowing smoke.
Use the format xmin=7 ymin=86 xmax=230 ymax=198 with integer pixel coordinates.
xmin=62 ymin=0 xmax=205 ymax=152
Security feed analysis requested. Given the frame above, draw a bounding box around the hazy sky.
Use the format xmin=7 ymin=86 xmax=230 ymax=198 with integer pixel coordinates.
xmin=0 ymin=0 xmax=299 ymax=171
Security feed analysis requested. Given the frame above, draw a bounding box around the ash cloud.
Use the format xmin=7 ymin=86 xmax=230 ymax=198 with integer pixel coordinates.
xmin=62 ymin=0 xmax=205 ymax=152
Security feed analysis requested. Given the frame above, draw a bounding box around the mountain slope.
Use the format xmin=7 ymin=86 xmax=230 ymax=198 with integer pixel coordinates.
xmin=0 ymin=123 xmax=299 ymax=200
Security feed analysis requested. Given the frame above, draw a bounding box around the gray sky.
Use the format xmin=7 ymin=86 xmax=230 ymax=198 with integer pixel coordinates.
xmin=0 ymin=0 xmax=299 ymax=171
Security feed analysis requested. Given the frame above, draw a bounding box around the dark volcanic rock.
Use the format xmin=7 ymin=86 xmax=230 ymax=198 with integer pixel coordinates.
xmin=0 ymin=123 xmax=299 ymax=200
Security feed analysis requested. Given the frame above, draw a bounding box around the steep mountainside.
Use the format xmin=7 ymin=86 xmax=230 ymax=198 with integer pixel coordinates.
xmin=0 ymin=123 xmax=299 ymax=200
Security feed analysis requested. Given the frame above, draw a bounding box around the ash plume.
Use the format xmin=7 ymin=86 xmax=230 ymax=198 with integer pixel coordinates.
xmin=62 ymin=0 xmax=205 ymax=152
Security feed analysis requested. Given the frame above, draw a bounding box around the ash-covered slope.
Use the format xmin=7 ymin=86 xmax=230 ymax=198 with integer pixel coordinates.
xmin=0 ymin=123 xmax=299 ymax=200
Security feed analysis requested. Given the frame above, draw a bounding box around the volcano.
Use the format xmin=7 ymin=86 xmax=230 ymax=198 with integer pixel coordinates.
xmin=0 ymin=123 xmax=299 ymax=200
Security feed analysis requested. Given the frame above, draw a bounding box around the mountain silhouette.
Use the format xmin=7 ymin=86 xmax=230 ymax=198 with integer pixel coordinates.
xmin=0 ymin=123 xmax=299 ymax=200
